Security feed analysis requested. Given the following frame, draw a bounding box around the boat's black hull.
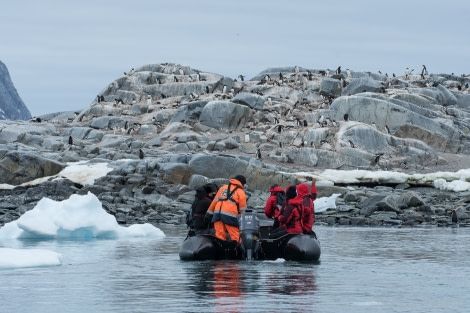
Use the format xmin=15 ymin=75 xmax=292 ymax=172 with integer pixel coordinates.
xmin=179 ymin=234 xmax=242 ymax=260
xmin=179 ymin=233 xmax=321 ymax=262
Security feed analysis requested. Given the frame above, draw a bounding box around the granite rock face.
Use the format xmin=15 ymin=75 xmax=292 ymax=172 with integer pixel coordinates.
xmin=1 ymin=63 xmax=470 ymax=228
xmin=0 ymin=60 xmax=31 ymax=120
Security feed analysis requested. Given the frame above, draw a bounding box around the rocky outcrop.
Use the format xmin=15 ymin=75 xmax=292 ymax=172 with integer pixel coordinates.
xmin=0 ymin=61 xmax=31 ymax=120
xmin=1 ymin=63 xmax=470 ymax=228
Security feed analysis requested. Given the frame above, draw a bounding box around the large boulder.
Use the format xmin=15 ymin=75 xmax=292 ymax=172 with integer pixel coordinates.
xmin=232 ymin=92 xmax=265 ymax=110
xmin=0 ymin=120 xmax=57 ymax=144
xmin=199 ymin=100 xmax=253 ymax=130
xmin=169 ymin=100 xmax=209 ymax=123
xmin=187 ymin=153 xmax=294 ymax=190
xmin=341 ymin=77 xmax=384 ymax=95
xmin=320 ymin=78 xmax=342 ymax=98
xmin=329 ymin=95 xmax=469 ymax=153
xmin=0 ymin=151 xmax=65 ymax=185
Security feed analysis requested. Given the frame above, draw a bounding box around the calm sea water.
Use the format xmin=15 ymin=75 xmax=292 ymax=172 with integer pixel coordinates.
xmin=1 ymin=225 xmax=469 ymax=313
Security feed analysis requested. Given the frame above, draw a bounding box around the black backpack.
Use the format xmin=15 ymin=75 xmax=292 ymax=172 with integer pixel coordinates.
xmin=275 ymin=192 xmax=286 ymax=209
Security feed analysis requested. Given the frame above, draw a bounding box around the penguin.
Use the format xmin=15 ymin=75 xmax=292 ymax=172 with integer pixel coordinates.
xmin=274 ymin=116 xmax=279 ymax=124
xmin=256 ymin=148 xmax=262 ymax=160
xmin=139 ymin=149 xmax=145 ymax=160
xmin=405 ymin=68 xmax=414 ymax=79
xmin=68 ymin=136 xmax=73 ymax=150
xmin=305 ymin=70 xmax=312 ymax=81
xmin=336 ymin=66 xmax=341 ymax=75
xmin=178 ymin=68 xmax=184 ymax=75
xmin=97 ymin=95 xmax=101 ymax=103
xmin=385 ymin=125 xmax=391 ymax=134
xmin=348 ymin=140 xmax=355 ymax=148
xmin=303 ymin=120 xmax=308 ymax=127
xmin=100 ymin=95 xmax=105 ymax=102
xmin=344 ymin=113 xmax=349 ymax=121
xmin=205 ymin=86 xmax=210 ymax=94
xmin=195 ymin=73 xmax=200 ymax=81
xmin=451 ymin=209 xmax=458 ymax=224
xmin=277 ymin=125 xmax=284 ymax=133
xmin=222 ymin=85 xmax=227 ymax=94
xmin=422 ymin=65 xmax=427 ymax=76
xmin=374 ymin=153 xmax=384 ymax=164
xmin=238 ymin=75 xmax=245 ymax=81
xmin=174 ymin=76 xmax=178 ymax=83
xmin=190 ymin=92 xmax=199 ymax=100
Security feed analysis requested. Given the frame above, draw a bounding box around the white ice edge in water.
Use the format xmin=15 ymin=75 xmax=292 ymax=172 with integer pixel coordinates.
xmin=0 ymin=191 xmax=165 ymax=269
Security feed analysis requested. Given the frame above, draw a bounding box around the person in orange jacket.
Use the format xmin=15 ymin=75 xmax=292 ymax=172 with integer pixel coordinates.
xmin=205 ymin=175 xmax=247 ymax=241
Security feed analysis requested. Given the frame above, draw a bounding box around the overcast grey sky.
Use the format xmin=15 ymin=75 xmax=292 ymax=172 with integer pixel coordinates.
xmin=2 ymin=0 xmax=469 ymax=116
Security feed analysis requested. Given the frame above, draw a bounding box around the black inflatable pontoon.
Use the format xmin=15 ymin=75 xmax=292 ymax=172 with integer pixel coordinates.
xmin=179 ymin=209 xmax=321 ymax=262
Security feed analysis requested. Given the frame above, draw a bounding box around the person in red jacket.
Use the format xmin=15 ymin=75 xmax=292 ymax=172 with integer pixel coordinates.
xmin=264 ymin=184 xmax=285 ymax=228
xmin=269 ymin=185 xmax=303 ymax=238
xmin=296 ymin=183 xmax=314 ymax=234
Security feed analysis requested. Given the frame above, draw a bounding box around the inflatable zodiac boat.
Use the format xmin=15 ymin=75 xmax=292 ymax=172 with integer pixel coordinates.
xmin=179 ymin=209 xmax=321 ymax=262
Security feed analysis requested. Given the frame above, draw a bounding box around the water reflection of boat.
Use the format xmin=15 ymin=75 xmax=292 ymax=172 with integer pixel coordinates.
xmin=179 ymin=209 xmax=321 ymax=262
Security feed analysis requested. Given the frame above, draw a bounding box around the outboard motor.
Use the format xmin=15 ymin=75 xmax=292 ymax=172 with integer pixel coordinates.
xmin=239 ymin=208 xmax=260 ymax=260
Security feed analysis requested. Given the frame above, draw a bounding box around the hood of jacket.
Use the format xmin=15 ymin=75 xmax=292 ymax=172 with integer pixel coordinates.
xmin=195 ymin=186 xmax=209 ymax=199
xmin=296 ymin=183 xmax=310 ymax=198
xmin=229 ymin=178 xmax=244 ymax=189
xmin=269 ymin=185 xmax=285 ymax=195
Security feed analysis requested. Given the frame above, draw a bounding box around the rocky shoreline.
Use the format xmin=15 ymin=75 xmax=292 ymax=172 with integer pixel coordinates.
xmin=1 ymin=63 xmax=470 ymax=229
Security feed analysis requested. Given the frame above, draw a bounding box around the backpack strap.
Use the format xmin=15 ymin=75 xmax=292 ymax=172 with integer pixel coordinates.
xmin=217 ymin=183 xmax=240 ymax=213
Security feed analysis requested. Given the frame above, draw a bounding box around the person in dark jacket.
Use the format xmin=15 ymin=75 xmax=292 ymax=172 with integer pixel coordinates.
xmin=188 ymin=183 xmax=218 ymax=234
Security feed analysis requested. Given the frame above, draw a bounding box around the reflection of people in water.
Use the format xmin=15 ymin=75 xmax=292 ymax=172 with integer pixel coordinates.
xmin=213 ymin=261 xmax=244 ymax=312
